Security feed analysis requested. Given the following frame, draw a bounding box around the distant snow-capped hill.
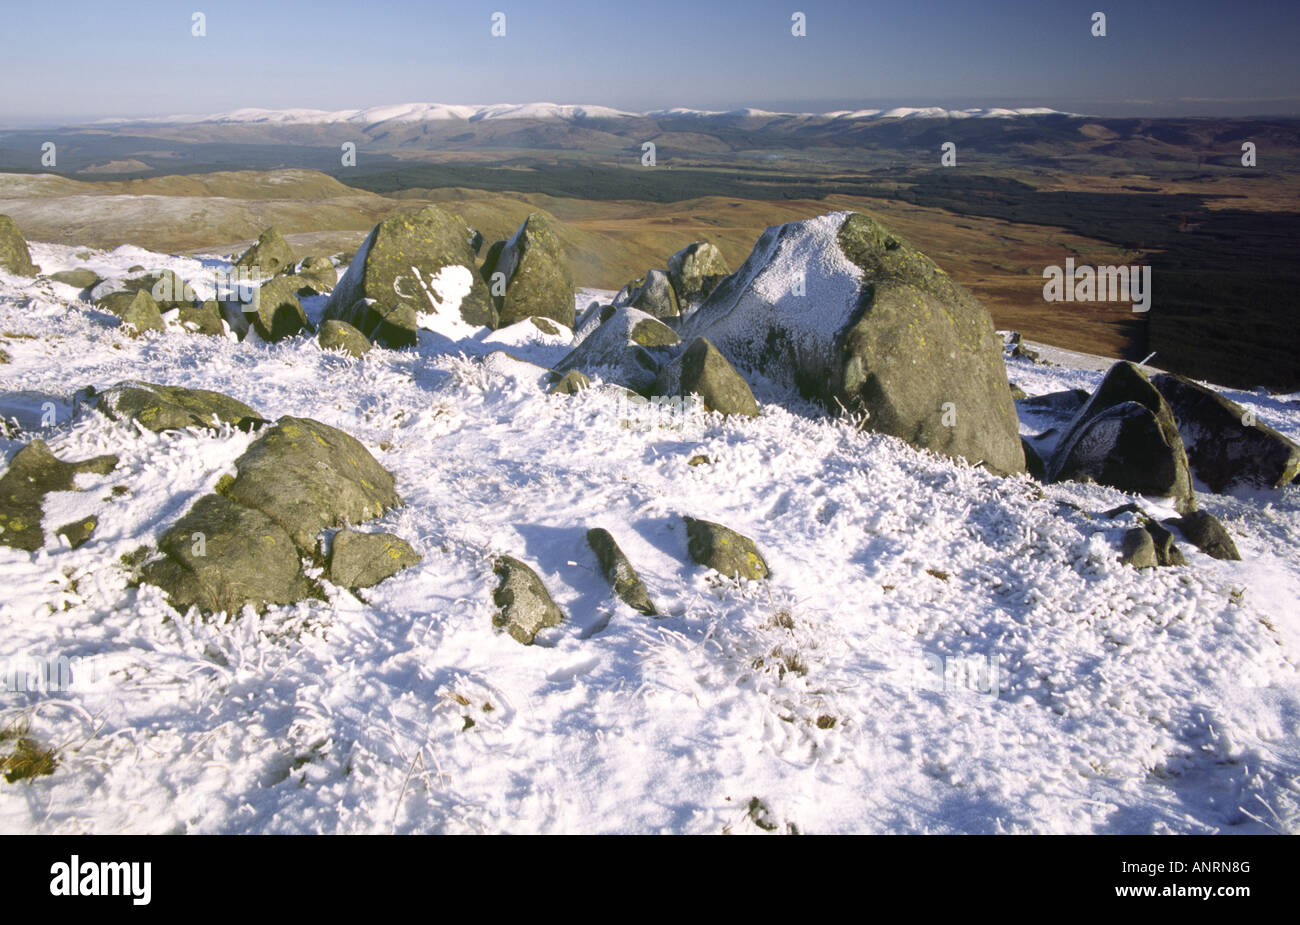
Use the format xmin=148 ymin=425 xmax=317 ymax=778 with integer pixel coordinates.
xmin=92 ymin=103 xmax=1074 ymax=126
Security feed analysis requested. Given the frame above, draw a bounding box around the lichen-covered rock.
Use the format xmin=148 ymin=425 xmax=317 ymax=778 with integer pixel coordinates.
xmin=549 ymin=369 xmax=591 ymax=395
xmin=491 ymin=213 xmax=575 ymax=329
xmin=98 ymin=290 xmax=165 ymax=336
xmin=287 ymin=256 xmax=338 ymax=294
xmin=1048 ymin=362 xmax=1196 ymax=514
xmin=235 ymin=227 xmax=296 ymax=277
xmin=95 ymin=381 xmax=260 ymax=433
xmin=141 ymin=493 xmax=311 ymax=616
xmin=323 ymin=206 xmax=497 ymax=347
xmin=684 ymin=516 xmax=769 ymax=580
xmin=327 ymin=529 xmax=420 ymax=589
xmin=659 ymin=337 xmax=759 ymax=418
xmin=619 ymin=269 xmax=680 ymax=320
xmin=235 ymin=276 xmax=310 ymax=342
xmin=587 ymin=527 xmax=657 ymax=615
xmin=1152 ymin=373 xmax=1300 ymax=492
xmin=0 ymin=440 xmax=118 ymax=551
xmin=48 ymin=268 xmax=101 ymax=290
xmin=172 ymin=299 xmax=221 ymax=336
xmin=1169 ymin=511 xmax=1241 ymax=561
xmin=0 ymin=215 xmax=38 ymax=276
xmin=554 ymin=306 xmax=679 ymax=393
xmin=677 ymin=212 xmax=1024 ymax=474
xmin=317 ymin=319 xmax=372 ymax=358
xmin=1120 ymin=527 xmax=1158 ymax=569
xmin=217 ymin=416 xmax=401 ymax=552
xmin=667 ymin=241 xmax=729 ymax=304
xmin=492 ymin=555 xmax=564 ymax=644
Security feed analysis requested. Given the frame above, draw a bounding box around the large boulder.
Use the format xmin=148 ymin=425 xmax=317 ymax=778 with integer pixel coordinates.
xmin=667 ymin=241 xmax=730 ymax=305
xmin=0 ymin=441 xmax=118 ymax=551
xmin=492 ymin=555 xmax=564 ymax=645
xmin=676 ymin=212 xmax=1024 ymax=474
xmin=95 ymin=382 xmax=260 ymax=433
xmin=554 ymin=306 xmax=679 ymax=393
xmin=232 ymin=276 xmax=311 ymax=342
xmin=0 ymin=215 xmax=38 ymax=276
xmin=235 ymin=227 xmax=295 ymax=277
xmin=656 ymin=337 xmax=759 ymax=418
xmin=1047 ymin=362 xmax=1196 ymax=514
xmin=140 ymin=494 xmax=311 ymax=616
xmin=490 ymin=213 xmax=575 ymax=328
xmin=1151 ymin=373 xmax=1300 ymax=492
xmin=217 ymin=416 xmax=401 ymax=552
xmin=322 ymin=206 xmax=497 ymax=347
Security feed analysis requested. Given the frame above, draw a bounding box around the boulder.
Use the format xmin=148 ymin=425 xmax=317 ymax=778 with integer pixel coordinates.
xmin=237 ymin=276 xmax=310 ymax=342
xmin=620 ymin=269 xmax=680 ymax=320
xmin=1047 ymin=362 xmax=1196 ymax=514
xmin=1016 ymin=388 xmax=1091 ymax=415
xmin=0 ymin=215 xmax=38 ymax=276
xmin=574 ymin=302 xmax=616 ymax=342
xmin=684 ymin=517 xmax=769 ymax=581
xmin=1151 ymin=373 xmax=1300 ymax=492
xmin=317 ymin=319 xmax=372 ymax=358
xmin=217 ymin=416 xmax=401 ymax=552
xmin=491 ymin=213 xmax=575 ymax=329
xmin=0 ymin=440 xmax=118 ymax=551
xmin=1169 ymin=511 xmax=1241 ymax=561
xmin=492 ymin=555 xmax=564 ymax=645
xmin=145 ymin=269 xmax=199 ymax=311
xmin=554 ymin=306 xmax=679 ymax=393
xmin=586 ymin=528 xmax=657 ymax=616
xmin=141 ymin=493 xmax=311 ymax=616
xmin=95 ymin=382 xmax=260 ymax=433
xmin=235 ymin=227 xmax=295 ymax=277
xmin=327 ymin=529 xmax=421 ymax=589
xmin=1143 ymin=520 xmax=1187 ymax=567
xmin=177 ymin=299 xmax=227 ymax=336
xmin=549 ymin=370 xmax=591 ymax=395
xmin=468 ymin=227 xmax=484 ymax=255
xmin=48 ymin=268 xmax=101 ymax=290
xmin=676 ymin=212 xmax=1024 ymax=474
xmin=287 ymin=256 xmax=338 ymax=294
xmin=1120 ymin=528 xmax=1157 ymax=569
xmin=657 ymin=337 xmax=759 ymax=417
xmin=98 ymin=290 xmax=165 ymax=336
xmin=322 ymin=206 xmax=497 ymax=347
xmin=667 ymin=241 xmax=730 ymax=305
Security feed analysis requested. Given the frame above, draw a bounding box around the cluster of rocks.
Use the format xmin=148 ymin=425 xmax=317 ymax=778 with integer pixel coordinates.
xmin=493 ymin=517 xmax=770 ymax=645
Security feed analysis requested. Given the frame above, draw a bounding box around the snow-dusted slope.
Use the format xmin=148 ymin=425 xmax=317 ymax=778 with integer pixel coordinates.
xmin=0 ymin=244 xmax=1297 ymax=834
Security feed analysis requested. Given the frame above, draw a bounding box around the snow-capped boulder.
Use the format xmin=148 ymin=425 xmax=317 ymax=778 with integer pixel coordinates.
xmin=587 ymin=528 xmax=657 ymax=616
xmin=323 ymin=206 xmax=496 ymax=347
xmin=490 ymin=213 xmax=575 ymax=328
xmin=0 ymin=214 xmax=38 ymax=276
xmin=317 ymin=319 xmax=372 ymax=357
xmin=0 ymin=440 xmax=117 ymax=552
xmin=95 ymin=381 xmax=260 ymax=433
xmin=667 ymin=241 xmax=729 ymax=305
xmin=1048 ymin=362 xmax=1196 ymax=514
xmin=554 ymin=306 xmax=679 ymax=393
xmin=492 ymin=555 xmax=564 ymax=645
xmin=235 ymin=226 xmax=295 ymax=277
xmin=676 ymin=212 xmax=1025 ymax=475
xmin=1151 ymin=373 xmax=1300 ymax=492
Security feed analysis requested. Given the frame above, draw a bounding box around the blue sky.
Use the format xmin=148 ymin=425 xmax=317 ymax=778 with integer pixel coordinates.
xmin=2 ymin=0 xmax=1297 ymax=123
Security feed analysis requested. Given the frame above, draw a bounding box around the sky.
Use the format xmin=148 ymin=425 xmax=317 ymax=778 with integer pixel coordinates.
xmin=1 ymin=0 xmax=1298 ymax=124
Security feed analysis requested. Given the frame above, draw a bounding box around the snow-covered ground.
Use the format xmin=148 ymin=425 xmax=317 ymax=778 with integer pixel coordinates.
xmin=1 ymin=242 xmax=1298 ymax=834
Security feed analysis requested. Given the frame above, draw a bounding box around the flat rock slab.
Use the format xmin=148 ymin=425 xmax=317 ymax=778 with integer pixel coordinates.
xmin=96 ymin=381 xmax=260 ymax=433
xmin=0 ymin=440 xmax=118 ymax=551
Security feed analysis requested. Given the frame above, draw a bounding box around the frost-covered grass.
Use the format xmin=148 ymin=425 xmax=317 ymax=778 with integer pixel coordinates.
xmin=0 ymin=243 xmax=1297 ymax=833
